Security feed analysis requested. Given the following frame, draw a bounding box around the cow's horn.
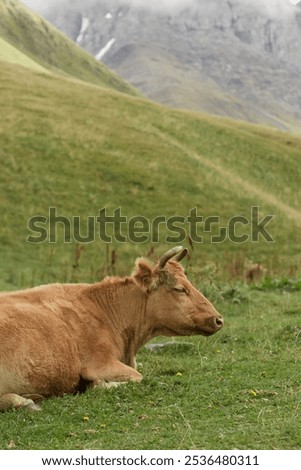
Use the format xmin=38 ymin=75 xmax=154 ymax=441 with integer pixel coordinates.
xmin=174 ymin=248 xmax=188 ymax=263
xmin=159 ymin=246 xmax=184 ymax=268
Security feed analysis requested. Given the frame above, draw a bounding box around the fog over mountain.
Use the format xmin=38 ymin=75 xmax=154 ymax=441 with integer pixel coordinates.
xmin=21 ymin=0 xmax=301 ymax=130
xmin=21 ymin=0 xmax=301 ymax=15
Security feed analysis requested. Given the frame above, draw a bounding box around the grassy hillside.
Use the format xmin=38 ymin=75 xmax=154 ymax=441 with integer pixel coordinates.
xmin=0 ymin=36 xmax=48 ymax=72
xmin=0 ymin=0 xmax=138 ymax=95
xmin=0 ymin=59 xmax=301 ymax=290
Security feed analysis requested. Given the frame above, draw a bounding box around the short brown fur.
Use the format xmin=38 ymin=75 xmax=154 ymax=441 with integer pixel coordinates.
xmin=0 ymin=248 xmax=223 ymax=411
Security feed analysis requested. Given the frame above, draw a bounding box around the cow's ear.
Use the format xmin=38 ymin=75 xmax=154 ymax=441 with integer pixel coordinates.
xmin=132 ymin=258 xmax=154 ymax=291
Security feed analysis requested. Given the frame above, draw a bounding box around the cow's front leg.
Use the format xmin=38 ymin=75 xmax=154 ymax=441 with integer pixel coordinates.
xmin=0 ymin=393 xmax=42 ymax=412
xmin=81 ymin=360 xmax=142 ymax=389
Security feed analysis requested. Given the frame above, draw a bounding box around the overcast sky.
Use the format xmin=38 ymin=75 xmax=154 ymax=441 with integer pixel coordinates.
xmin=21 ymin=0 xmax=301 ymax=15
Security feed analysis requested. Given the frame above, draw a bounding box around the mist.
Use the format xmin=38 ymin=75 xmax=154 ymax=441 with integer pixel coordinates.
xmin=21 ymin=0 xmax=196 ymax=13
xmin=117 ymin=0 xmax=198 ymax=13
xmin=116 ymin=0 xmax=300 ymax=16
xmin=119 ymin=0 xmax=298 ymax=14
xmin=21 ymin=0 xmax=299 ymax=17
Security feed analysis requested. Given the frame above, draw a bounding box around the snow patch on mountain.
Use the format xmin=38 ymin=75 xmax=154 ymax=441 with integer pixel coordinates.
xmin=95 ymin=38 xmax=116 ymax=60
xmin=76 ymin=16 xmax=89 ymax=43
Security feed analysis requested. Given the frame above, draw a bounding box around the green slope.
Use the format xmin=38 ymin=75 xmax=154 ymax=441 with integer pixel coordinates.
xmin=0 ymin=0 xmax=138 ymax=95
xmin=0 ymin=60 xmax=301 ymax=290
xmin=0 ymin=35 xmax=48 ymax=72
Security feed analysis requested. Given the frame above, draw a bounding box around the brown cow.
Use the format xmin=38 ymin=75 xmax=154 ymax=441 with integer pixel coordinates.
xmin=0 ymin=247 xmax=223 ymax=411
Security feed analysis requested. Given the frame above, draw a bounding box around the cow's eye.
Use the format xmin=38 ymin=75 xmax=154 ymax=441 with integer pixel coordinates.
xmin=173 ymin=286 xmax=188 ymax=294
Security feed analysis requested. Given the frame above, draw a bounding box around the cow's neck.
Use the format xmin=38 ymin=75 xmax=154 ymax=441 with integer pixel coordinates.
xmin=89 ymin=278 xmax=154 ymax=366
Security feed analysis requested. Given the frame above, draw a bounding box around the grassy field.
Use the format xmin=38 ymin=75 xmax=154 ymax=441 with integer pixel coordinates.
xmin=0 ymin=59 xmax=301 ymax=290
xmin=0 ymin=282 xmax=300 ymax=450
xmin=0 ymin=35 xmax=48 ymax=72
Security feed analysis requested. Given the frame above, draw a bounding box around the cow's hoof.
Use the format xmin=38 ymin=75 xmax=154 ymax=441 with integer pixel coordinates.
xmin=24 ymin=400 xmax=42 ymax=412
xmin=94 ymin=380 xmax=127 ymax=389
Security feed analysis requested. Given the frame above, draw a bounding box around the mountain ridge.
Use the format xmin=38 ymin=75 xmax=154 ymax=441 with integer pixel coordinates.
xmin=0 ymin=0 xmax=139 ymax=95
xmin=24 ymin=0 xmax=301 ymax=131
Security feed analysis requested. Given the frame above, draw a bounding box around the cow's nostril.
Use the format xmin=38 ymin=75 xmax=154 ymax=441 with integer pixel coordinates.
xmin=215 ymin=317 xmax=224 ymax=328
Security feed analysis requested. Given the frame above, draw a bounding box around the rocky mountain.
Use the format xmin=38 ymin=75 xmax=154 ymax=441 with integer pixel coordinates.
xmin=22 ymin=0 xmax=301 ymax=130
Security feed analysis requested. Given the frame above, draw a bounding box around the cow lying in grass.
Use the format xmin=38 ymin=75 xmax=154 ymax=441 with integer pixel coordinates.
xmin=0 ymin=246 xmax=223 ymax=411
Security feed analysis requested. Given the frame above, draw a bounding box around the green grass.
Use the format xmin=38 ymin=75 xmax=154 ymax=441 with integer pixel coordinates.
xmin=0 ymin=0 xmax=138 ymax=95
xmin=0 ymin=287 xmax=300 ymax=450
xmin=0 ymin=59 xmax=301 ymax=289
xmin=0 ymin=36 xmax=47 ymax=72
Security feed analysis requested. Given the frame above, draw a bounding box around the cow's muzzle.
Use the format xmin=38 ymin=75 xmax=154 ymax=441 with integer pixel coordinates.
xmin=201 ymin=315 xmax=224 ymax=335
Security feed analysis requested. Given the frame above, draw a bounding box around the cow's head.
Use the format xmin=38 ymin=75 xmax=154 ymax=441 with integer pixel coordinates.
xmin=133 ymin=246 xmax=224 ymax=337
